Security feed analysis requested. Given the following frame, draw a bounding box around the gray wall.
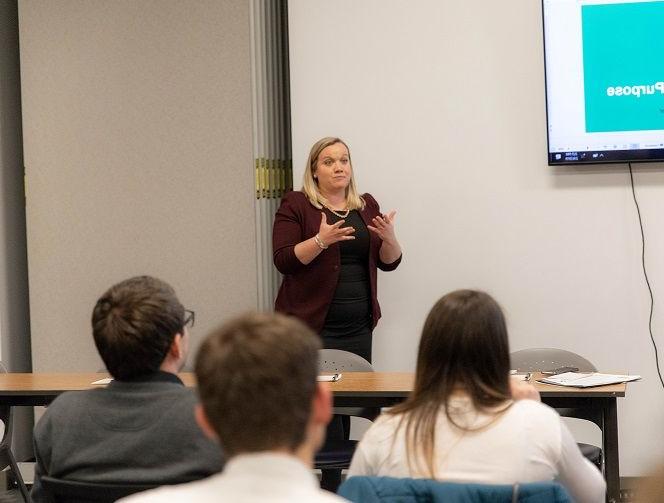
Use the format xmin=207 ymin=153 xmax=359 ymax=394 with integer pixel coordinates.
xmin=0 ymin=0 xmax=30 ymax=372
xmin=0 ymin=0 xmax=33 ymax=461
xmin=19 ymin=0 xmax=258 ymax=372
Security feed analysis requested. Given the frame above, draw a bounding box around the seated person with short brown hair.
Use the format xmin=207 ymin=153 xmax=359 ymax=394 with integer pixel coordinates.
xmin=31 ymin=276 xmax=223 ymax=502
xmin=122 ymin=312 xmax=348 ymax=503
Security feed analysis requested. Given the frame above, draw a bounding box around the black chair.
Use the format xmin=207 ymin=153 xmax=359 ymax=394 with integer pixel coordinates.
xmin=0 ymin=362 xmax=30 ymax=502
xmin=0 ymin=405 xmax=30 ymax=502
xmin=40 ymin=476 xmax=157 ymax=503
xmin=316 ymin=350 xmax=379 ymax=485
xmin=510 ymin=348 xmax=603 ymax=470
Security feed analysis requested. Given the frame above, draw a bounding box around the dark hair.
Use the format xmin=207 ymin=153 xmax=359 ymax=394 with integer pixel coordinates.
xmin=91 ymin=276 xmax=185 ymax=380
xmin=195 ymin=312 xmax=321 ymax=457
xmin=389 ymin=289 xmax=512 ymax=477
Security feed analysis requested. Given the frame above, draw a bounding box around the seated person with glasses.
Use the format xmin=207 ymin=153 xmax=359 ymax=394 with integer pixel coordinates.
xmin=31 ymin=276 xmax=224 ymax=502
xmin=346 ymin=290 xmax=606 ymax=503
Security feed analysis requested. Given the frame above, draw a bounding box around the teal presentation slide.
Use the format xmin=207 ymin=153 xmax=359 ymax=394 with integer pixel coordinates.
xmin=582 ymin=1 xmax=664 ymax=132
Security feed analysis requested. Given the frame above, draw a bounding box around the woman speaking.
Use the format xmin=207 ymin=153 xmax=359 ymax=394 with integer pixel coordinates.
xmin=273 ymin=137 xmax=402 ymax=363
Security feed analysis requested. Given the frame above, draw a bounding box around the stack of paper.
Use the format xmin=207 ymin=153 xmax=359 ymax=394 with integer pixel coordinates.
xmin=91 ymin=377 xmax=113 ymax=385
xmin=317 ymin=373 xmax=342 ymax=382
xmin=510 ymin=373 xmax=531 ymax=381
xmin=538 ymin=372 xmax=641 ymax=388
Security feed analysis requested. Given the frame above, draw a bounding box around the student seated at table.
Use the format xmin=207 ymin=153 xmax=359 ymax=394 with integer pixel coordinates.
xmin=31 ymin=276 xmax=223 ymax=502
xmin=347 ymin=289 xmax=606 ymax=503
xmin=120 ymin=312 xmax=348 ymax=503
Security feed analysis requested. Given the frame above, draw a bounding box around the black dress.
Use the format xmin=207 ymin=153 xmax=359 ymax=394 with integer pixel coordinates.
xmin=319 ymin=209 xmax=373 ymax=362
xmin=318 ymin=209 xmax=372 ymax=492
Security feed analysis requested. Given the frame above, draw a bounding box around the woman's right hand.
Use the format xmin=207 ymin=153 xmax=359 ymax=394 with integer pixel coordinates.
xmin=317 ymin=212 xmax=355 ymax=247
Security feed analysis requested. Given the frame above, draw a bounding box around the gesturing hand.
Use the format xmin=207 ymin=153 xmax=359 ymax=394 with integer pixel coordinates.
xmin=367 ymin=210 xmax=397 ymax=244
xmin=317 ymin=212 xmax=355 ymax=247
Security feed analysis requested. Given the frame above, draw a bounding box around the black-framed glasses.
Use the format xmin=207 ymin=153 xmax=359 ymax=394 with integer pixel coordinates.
xmin=183 ymin=309 xmax=195 ymax=328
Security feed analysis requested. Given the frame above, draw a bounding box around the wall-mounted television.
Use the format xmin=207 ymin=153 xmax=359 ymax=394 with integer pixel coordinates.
xmin=543 ymin=0 xmax=664 ymax=165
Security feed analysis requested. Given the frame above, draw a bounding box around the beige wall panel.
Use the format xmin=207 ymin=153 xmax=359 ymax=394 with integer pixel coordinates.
xmin=20 ymin=0 xmax=257 ymax=371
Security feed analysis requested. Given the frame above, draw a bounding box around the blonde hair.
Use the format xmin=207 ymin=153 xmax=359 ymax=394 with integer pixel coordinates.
xmin=301 ymin=137 xmax=365 ymax=210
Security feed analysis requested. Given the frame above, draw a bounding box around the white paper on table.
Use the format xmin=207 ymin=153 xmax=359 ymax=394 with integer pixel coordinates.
xmin=538 ymin=372 xmax=641 ymax=388
xmin=91 ymin=378 xmax=113 ymax=385
xmin=510 ymin=374 xmax=530 ymax=381
xmin=317 ymin=373 xmax=342 ymax=382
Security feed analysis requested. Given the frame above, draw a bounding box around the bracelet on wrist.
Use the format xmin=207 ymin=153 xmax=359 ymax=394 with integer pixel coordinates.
xmin=314 ymin=234 xmax=328 ymax=250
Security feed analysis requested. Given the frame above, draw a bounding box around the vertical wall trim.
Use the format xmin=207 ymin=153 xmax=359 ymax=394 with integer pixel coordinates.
xmin=251 ymin=0 xmax=293 ymax=311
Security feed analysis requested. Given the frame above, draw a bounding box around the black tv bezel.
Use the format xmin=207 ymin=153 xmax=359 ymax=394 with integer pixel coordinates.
xmin=542 ymin=0 xmax=664 ymax=166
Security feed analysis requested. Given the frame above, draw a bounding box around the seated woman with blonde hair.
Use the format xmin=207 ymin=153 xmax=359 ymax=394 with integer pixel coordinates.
xmin=347 ymin=289 xmax=606 ymax=503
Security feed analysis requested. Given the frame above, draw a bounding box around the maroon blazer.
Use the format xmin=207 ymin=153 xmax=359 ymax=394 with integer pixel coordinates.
xmin=273 ymin=190 xmax=402 ymax=333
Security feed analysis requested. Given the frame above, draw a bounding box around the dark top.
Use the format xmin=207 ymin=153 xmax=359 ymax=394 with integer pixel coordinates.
xmin=273 ymin=191 xmax=402 ymax=333
xmin=321 ymin=209 xmax=372 ymax=336
xmin=31 ymin=371 xmax=224 ymax=502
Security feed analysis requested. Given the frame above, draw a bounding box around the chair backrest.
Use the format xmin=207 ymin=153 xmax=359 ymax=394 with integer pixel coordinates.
xmin=338 ymin=476 xmax=573 ymax=503
xmin=510 ymin=348 xmax=597 ymax=373
xmin=319 ymin=349 xmax=376 ymax=420
xmin=510 ymin=348 xmax=601 ymax=427
xmin=0 ymin=404 xmax=13 ymax=464
xmin=41 ymin=476 xmax=157 ymax=503
xmin=319 ymin=349 xmax=373 ymax=372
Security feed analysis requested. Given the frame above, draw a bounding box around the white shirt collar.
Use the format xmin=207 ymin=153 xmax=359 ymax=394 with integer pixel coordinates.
xmin=223 ymin=452 xmax=319 ymax=488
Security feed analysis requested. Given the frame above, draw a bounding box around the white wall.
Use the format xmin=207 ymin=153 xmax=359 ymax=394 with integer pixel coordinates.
xmin=289 ymin=0 xmax=664 ymax=476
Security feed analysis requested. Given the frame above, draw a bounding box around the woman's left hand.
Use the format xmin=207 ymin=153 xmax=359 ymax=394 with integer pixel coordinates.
xmin=367 ymin=210 xmax=398 ymax=244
